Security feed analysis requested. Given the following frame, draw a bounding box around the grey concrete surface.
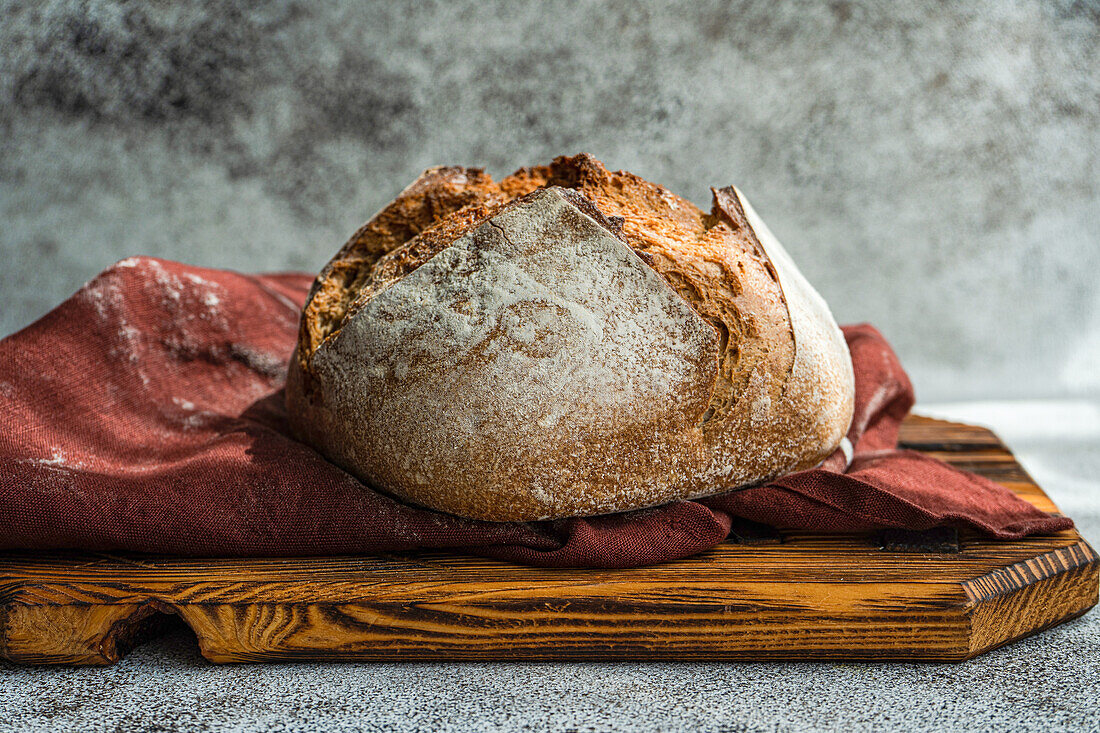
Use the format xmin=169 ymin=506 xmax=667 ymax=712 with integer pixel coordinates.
xmin=1 ymin=1 xmax=1099 ymax=402
xmin=1 ymin=400 xmax=1098 ymax=733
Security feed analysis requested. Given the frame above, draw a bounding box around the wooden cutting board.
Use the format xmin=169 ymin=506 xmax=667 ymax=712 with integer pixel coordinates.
xmin=1 ymin=415 xmax=1096 ymax=665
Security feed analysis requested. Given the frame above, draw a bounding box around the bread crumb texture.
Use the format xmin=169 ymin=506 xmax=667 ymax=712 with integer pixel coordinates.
xmin=288 ymin=154 xmax=854 ymax=521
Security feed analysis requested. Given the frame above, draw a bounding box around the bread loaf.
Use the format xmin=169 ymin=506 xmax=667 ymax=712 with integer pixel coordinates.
xmin=286 ymin=154 xmax=854 ymax=521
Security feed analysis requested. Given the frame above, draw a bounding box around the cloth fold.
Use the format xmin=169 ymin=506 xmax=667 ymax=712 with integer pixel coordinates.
xmin=0 ymin=257 xmax=1071 ymax=568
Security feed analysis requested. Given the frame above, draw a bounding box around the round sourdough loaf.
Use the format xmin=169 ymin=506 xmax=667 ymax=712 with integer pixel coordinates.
xmin=286 ymin=154 xmax=854 ymax=521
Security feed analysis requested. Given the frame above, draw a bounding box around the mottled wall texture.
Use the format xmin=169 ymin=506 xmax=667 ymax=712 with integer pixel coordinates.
xmin=1 ymin=1 xmax=1097 ymax=401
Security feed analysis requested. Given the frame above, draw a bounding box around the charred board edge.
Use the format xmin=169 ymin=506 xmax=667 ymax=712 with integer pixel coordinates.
xmin=962 ymin=541 xmax=1100 ymax=604
xmin=2 ymin=591 xmax=978 ymax=664
xmin=965 ymin=559 xmax=1100 ymax=659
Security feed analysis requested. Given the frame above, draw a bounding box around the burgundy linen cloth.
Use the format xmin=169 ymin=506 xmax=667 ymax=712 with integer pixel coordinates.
xmin=0 ymin=257 xmax=1071 ymax=568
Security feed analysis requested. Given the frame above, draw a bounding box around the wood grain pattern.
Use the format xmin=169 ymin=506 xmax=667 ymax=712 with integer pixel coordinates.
xmin=1 ymin=415 xmax=1096 ymax=664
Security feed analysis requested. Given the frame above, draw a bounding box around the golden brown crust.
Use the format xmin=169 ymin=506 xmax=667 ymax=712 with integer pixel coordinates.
xmin=288 ymin=154 xmax=854 ymax=521
xmin=525 ymin=156 xmax=796 ymax=428
xmin=297 ymin=166 xmax=505 ymax=389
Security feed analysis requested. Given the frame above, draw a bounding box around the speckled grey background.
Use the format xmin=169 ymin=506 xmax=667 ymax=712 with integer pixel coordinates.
xmin=2 ymin=0 xmax=1098 ymax=402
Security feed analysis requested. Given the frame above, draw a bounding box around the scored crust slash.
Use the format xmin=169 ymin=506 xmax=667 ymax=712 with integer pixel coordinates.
xmin=286 ymin=153 xmax=855 ymax=522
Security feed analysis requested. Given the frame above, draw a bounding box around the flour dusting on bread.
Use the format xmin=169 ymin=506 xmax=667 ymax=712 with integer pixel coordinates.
xmin=287 ymin=154 xmax=855 ymax=521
